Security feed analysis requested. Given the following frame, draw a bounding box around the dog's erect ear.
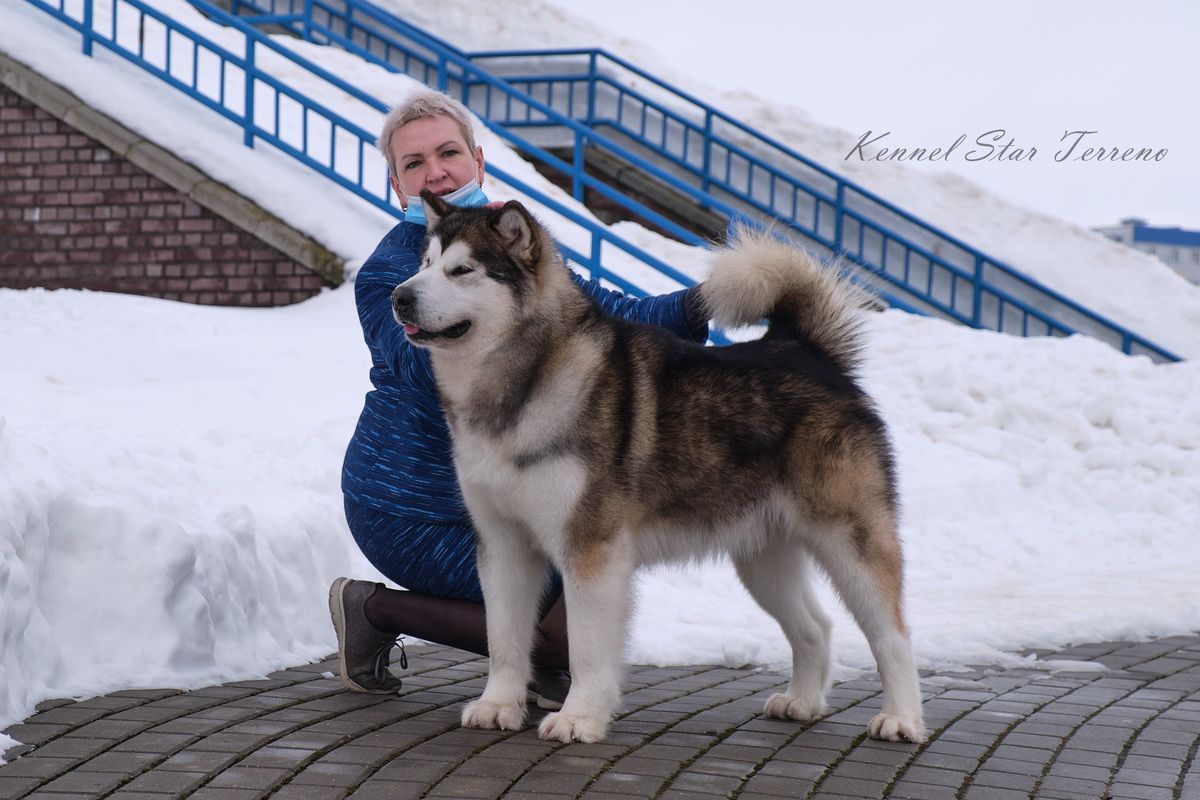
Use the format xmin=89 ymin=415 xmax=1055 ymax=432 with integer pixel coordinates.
xmin=420 ymin=190 xmax=453 ymax=230
xmin=493 ymin=201 xmax=541 ymax=266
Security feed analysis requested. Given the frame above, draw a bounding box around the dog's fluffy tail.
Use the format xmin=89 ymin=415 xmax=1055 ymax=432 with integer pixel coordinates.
xmin=701 ymin=225 xmax=874 ymax=373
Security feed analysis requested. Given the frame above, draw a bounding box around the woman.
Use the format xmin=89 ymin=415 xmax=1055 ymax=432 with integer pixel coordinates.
xmin=331 ymin=89 xmax=708 ymax=707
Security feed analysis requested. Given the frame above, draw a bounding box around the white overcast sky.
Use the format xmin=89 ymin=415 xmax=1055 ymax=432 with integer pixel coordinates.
xmin=549 ymin=0 xmax=1199 ymax=230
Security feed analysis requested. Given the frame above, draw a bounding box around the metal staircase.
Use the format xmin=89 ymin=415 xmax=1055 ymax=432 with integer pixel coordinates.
xmin=19 ymin=0 xmax=716 ymax=329
xmin=19 ymin=0 xmax=1182 ymax=361
xmin=219 ymin=0 xmax=1181 ymax=362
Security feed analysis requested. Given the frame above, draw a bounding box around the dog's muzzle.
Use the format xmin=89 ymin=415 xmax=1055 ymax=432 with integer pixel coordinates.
xmin=391 ymin=284 xmax=471 ymax=342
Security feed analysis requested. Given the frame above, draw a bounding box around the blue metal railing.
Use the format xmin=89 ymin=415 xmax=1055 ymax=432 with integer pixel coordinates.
xmin=23 ymin=0 xmax=737 ymax=341
xmin=466 ymin=47 xmax=1183 ymax=362
xmin=217 ymin=0 xmax=1179 ymax=362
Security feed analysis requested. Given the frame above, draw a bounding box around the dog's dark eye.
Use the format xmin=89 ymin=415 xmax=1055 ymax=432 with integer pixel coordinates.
xmin=450 ymin=265 xmax=474 ymax=277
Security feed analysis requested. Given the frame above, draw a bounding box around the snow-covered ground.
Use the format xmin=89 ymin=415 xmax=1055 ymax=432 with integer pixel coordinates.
xmin=3 ymin=285 xmax=1197 ymax=756
xmin=2 ymin=0 xmax=1199 ymax=757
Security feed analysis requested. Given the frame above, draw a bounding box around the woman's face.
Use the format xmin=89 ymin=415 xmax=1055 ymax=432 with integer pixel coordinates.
xmin=388 ymin=115 xmax=485 ymax=203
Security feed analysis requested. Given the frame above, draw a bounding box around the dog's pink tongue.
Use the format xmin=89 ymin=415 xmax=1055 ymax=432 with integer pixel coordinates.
xmin=403 ymin=323 xmax=420 ymax=336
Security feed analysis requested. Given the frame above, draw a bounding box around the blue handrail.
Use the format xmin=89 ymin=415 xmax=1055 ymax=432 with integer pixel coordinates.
xmin=465 ymin=46 xmax=1182 ymax=363
xmin=289 ymin=1 xmax=945 ymax=319
xmin=22 ymin=0 xmax=734 ymax=343
xmin=219 ymin=0 xmax=1179 ymax=362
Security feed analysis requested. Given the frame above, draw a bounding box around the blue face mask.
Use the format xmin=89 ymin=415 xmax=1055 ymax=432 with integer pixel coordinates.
xmin=402 ymin=178 xmax=489 ymax=226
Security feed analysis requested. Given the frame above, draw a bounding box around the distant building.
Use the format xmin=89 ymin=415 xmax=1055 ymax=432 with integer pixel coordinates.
xmin=1094 ymin=218 xmax=1200 ymax=283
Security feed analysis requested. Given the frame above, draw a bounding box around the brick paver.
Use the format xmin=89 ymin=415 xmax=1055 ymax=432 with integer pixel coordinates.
xmin=3 ymin=635 xmax=1199 ymax=799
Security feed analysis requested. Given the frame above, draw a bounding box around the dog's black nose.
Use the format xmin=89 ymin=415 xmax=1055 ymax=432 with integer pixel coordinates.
xmin=392 ymin=284 xmax=415 ymax=314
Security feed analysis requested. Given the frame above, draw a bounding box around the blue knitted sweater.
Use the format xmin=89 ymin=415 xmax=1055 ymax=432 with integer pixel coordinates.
xmin=341 ymin=221 xmax=704 ymax=524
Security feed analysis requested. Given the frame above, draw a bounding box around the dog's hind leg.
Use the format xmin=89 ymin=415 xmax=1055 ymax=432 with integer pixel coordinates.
xmin=538 ymin=532 xmax=635 ymax=744
xmin=461 ymin=517 xmax=547 ymax=733
xmin=733 ymin=536 xmax=832 ymax=722
xmin=805 ymin=516 xmax=925 ymax=744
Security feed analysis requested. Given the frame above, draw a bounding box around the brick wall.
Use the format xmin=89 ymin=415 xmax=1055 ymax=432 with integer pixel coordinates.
xmin=0 ymin=84 xmax=332 ymax=306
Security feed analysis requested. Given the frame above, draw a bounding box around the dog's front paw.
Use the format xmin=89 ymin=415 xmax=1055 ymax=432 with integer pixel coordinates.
xmin=868 ymin=712 xmax=925 ymax=743
xmin=537 ymin=711 xmax=608 ymax=743
xmin=763 ymin=691 xmax=824 ymax=721
xmin=461 ymin=698 xmax=525 ymax=731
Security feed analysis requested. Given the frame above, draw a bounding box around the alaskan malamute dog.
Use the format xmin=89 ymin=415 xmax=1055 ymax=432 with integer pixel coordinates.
xmin=393 ymin=190 xmax=925 ymax=745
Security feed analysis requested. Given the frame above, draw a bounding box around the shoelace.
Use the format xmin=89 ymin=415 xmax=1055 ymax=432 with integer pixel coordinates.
xmin=370 ymin=635 xmax=407 ymax=685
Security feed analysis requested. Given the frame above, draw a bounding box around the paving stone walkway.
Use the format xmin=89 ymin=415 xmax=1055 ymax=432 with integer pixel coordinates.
xmin=2 ymin=635 xmax=1199 ymax=800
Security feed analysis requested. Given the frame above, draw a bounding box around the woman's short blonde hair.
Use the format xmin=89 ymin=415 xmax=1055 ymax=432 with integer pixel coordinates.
xmin=377 ymin=90 xmax=478 ymax=181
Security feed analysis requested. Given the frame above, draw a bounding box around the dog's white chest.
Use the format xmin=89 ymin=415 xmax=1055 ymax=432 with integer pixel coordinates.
xmin=435 ymin=330 xmax=603 ymax=552
xmin=453 ymin=430 xmax=586 ymax=551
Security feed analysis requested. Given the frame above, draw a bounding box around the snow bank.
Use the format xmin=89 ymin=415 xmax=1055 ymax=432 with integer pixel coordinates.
xmin=0 ymin=287 xmax=378 ymax=754
xmin=3 ymin=286 xmax=1198 ymax=751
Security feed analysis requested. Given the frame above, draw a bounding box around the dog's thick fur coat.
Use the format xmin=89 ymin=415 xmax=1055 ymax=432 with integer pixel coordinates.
xmin=393 ymin=192 xmax=926 ymax=745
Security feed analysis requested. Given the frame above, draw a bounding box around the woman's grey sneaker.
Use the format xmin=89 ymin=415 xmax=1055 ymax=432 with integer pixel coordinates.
xmin=328 ymin=577 xmax=405 ymax=694
xmin=527 ymin=669 xmax=571 ymax=711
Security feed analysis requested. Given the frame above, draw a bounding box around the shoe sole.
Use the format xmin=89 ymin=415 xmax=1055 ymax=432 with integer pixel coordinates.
xmin=526 ymin=688 xmax=564 ymax=711
xmin=328 ymin=577 xmax=398 ymax=695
